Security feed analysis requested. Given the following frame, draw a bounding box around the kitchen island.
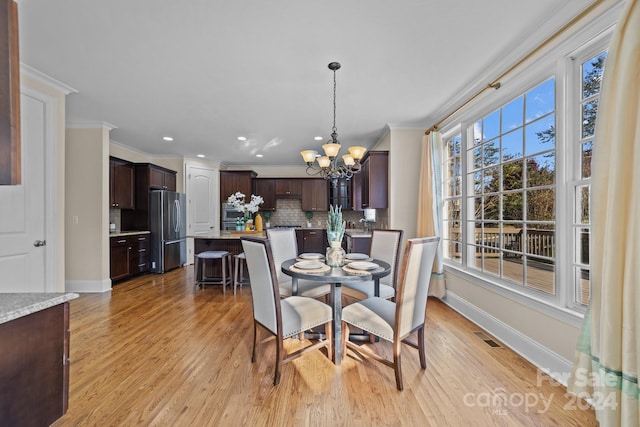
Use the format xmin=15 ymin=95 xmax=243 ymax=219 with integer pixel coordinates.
xmin=191 ymin=231 xmax=266 ymax=256
xmin=0 ymin=292 xmax=79 ymax=426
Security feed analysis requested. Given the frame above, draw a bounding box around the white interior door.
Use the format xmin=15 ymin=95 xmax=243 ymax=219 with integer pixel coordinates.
xmin=0 ymin=91 xmax=48 ymax=291
xmin=185 ymin=164 xmax=219 ymax=264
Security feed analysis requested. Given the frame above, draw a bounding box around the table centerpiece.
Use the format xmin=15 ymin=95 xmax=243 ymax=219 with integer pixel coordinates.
xmin=326 ymin=205 xmax=346 ymax=266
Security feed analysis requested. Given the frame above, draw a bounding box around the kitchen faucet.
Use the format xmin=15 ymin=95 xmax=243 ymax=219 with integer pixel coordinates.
xmin=359 ymin=218 xmax=374 ymax=233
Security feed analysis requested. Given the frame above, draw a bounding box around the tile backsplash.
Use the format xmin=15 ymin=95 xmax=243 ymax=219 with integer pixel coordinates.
xmin=263 ymin=199 xmax=387 ymax=229
xmin=109 ymin=209 xmax=121 ymax=232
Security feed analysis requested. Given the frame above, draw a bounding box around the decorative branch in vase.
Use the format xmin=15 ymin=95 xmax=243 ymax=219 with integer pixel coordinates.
xmin=326 ymin=205 xmax=346 ymax=266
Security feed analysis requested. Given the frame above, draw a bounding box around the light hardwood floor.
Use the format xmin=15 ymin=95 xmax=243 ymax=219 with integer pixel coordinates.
xmin=52 ymin=266 xmax=596 ymax=426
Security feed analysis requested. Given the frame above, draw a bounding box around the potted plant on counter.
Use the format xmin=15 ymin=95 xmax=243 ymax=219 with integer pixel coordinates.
xmin=305 ymin=211 xmax=314 ymax=228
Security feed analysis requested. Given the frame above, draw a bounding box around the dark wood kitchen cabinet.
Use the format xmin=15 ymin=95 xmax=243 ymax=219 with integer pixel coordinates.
xmin=110 ymin=233 xmax=150 ymax=282
xmin=149 ymin=165 xmax=176 ymax=191
xmin=109 ymin=157 xmax=135 ymax=209
xmin=299 ymin=229 xmax=327 ymax=253
xmin=275 ymin=178 xmax=302 ymax=198
xmin=134 ymin=163 xmax=176 ymax=193
xmin=120 ymin=163 xmax=178 ymax=231
xmin=329 ymin=177 xmax=354 ymax=210
xmin=253 ymin=178 xmax=276 ymax=211
xmin=301 ymin=179 xmax=328 ymax=212
xmin=220 ymin=170 xmax=256 ymax=202
xmin=0 ymin=301 xmax=72 ymax=427
xmin=353 ymin=151 xmax=388 ymax=209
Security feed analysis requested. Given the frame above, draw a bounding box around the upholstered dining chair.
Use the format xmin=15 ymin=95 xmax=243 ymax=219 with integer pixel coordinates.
xmin=343 ymin=229 xmax=404 ymax=301
xmin=241 ymin=236 xmax=333 ymax=386
xmin=341 ymin=236 xmax=440 ymax=390
xmin=266 ymin=228 xmax=332 ymax=299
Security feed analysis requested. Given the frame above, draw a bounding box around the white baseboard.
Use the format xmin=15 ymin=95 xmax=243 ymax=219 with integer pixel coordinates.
xmin=441 ymin=291 xmax=573 ymax=387
xmin=65 ymin=279 xmax=112 ymax=293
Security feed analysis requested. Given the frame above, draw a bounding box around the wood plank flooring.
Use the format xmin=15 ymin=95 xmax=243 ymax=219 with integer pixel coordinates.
xmin=52 ymin=266 xmax=597 ymax=426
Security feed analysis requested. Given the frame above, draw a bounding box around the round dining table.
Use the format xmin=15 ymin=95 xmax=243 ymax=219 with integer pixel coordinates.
xmin=281 ymin=257 xmax=391 ymax=365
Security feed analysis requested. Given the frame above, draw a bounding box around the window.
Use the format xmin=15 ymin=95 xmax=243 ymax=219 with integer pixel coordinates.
xmin=571 ymin=49 xmax=607 ymax=307
xmin=443 ymin=133 xmax=462 ymax=264
xmin=465 ymin=79 xmax=557 ymax=295
xmin=439 ymin=26 xmax=611 ymax=312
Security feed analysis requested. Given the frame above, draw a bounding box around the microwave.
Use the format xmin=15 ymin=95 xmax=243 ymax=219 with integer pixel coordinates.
xmin=222 ymin=203 xmax=244 ymax=222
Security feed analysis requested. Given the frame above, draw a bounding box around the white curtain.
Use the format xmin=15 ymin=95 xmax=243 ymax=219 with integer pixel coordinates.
xmin=567 ymin=1 xmax=640 ymax=425
xmin=417 ymin=131 xmax=445 ymax=297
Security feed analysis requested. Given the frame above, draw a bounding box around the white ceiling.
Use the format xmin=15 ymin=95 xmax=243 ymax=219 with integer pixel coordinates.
xmin=17 ymin=0 xmax=594 ymax=166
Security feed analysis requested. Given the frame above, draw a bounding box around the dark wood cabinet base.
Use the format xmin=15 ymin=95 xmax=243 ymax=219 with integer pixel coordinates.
xmin=0 ymin=303 xmax=70 ymax=426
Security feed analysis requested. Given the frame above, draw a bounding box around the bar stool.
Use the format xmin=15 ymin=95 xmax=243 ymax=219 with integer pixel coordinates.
xmin=233 ymin=252 xmax=250 ymax=295
xmin=195 ymin=251 xmax=232 ymax=294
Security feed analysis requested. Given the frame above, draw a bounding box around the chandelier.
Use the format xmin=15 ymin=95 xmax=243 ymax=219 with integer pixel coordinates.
xmin=300 ymin=62 xmax=366 ymax=184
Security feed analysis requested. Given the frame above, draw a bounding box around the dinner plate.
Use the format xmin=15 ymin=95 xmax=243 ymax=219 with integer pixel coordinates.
xmin=299 ymin=253 xmax=324 ymax=260
xmin=294 ymin=261 xmax=325 ymax=270
xmin=345 ymin=253 xmax=369 ymax=260
xmin=347 ymin=261 xmax=379 ymax=271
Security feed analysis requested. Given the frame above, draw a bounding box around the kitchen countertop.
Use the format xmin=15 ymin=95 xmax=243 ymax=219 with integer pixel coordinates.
xmin=190 ymin=231 xmax=266 ymax=239
xmin=109 ymin=230 xmax=151 ymax=237
xmin=345 ymin=229 xmax=372 ymax=238
xmin=0 ymin=293 xmax=79 ymax=325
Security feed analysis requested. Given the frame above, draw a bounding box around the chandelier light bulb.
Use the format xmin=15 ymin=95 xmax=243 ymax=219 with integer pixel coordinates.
xmin=301 ymin=150 xmax=318 ymax=163
xmin=322 ymin=143 xmax=341 ymax=158
xmin=317 ymin=156 xmax=331 ymax=168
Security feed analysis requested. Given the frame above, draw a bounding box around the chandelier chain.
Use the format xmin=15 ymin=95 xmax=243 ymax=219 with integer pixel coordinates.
xmin=332 ymin=68 xmax=337 ymax=136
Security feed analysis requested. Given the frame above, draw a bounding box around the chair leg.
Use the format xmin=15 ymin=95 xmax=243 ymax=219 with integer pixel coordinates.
xmin=393 ymin=340 xmax=403 ymax=391
xmin=341 ymin=322 xmax=349 ymax=362
xmin=251 ymin=321 xmax=258 ymax=363
xmin=233 ymin=257 xmax=239 ymax=295
xmin=417 ymin=326 xmax=427 ymax=369
xmin=326 ymin=320 xmax=332 ymax=360
xmin=274 ymin=336 xmax=284 ymax=386
xmin=221 ymin=256 xmax=227 ymax=295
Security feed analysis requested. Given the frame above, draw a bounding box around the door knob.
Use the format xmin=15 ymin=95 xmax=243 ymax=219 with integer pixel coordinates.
xmin=34 ymin=240 xmax=46 ymax=247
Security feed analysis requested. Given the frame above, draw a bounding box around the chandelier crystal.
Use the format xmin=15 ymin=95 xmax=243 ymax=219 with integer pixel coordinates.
xmin=301 ymin=62 xmax=366 ymax=184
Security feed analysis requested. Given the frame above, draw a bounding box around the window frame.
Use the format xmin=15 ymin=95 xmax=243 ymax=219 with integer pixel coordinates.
xmin=437 ymin=15 xmax=616 ymax=317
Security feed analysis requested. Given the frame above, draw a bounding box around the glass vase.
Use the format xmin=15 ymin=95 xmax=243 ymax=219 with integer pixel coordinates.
xmin=326 ymin=241 xmax=346 ymax=267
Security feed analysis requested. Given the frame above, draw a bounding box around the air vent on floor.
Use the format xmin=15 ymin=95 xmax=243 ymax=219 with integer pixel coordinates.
xmin=472 ymin=331 xmax=502 ymax=348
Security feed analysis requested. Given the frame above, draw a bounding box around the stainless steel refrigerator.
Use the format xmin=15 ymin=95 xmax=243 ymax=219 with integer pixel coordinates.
xmin=149 ymin=190 xmax=186 ymax=273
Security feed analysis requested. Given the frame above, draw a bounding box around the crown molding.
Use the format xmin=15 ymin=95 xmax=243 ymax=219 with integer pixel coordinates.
xmin=67 ymin=121 xmax=117 ymax=131
xmin=20 ymin=63 xmax=77 ymax=95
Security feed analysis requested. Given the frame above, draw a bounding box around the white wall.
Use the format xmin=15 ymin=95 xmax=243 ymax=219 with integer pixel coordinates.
xmin=65 ymin=126 xmax=111 ymax=292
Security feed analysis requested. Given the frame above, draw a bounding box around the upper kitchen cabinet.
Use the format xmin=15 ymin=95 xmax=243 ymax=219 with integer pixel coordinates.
xmin=109 ymin=157 xmax=135 ymax=209
xmin=301 ymin=179 xmax=328 ymax=212
xmin=220 ymin=170 xmax=257 ymax=203
xmin=274 ymin=178 xmax=302 ymax=199
xmin=149 ymin=165 xmax=176 ymax=191
xmin=353 ymin=151 xmax=388 ymax=209
xmin=329 ymin=178 xmax=353 ymax=210
xmin=253 ymin=178 xmax=276 ymax=211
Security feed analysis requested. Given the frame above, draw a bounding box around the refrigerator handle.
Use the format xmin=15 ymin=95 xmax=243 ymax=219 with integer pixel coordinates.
xmin=174 ymin=199 xmax=180 ymax=233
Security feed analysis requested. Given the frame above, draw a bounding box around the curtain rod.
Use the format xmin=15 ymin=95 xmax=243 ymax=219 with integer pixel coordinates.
xmin=425 ymin=0 xmax=605 ymax=135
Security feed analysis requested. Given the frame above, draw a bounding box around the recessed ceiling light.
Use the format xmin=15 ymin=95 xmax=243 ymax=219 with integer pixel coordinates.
xmin=256 ymin=154 xmax=263 ymax=158
xmin=197 ymin=154 xmax=205 ymax=158
xmin=314 ymin=136 xmax=323 ymax=141
xmin=162 ymin=136 xmax=174 ymax=142
xmin=237 ymin=136 xmax=247 ymax=141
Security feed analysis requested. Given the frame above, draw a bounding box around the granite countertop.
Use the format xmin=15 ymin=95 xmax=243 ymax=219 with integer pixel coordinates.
xmin=109 ymin=230 xmax=151 ymax=237
xmin=345 ymin=229 xmax=372 ymax=238
xmin=0 ymin=293 xmax=79 ymax=325
xmin=190 ymin=231 xmax=266 ymax=239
